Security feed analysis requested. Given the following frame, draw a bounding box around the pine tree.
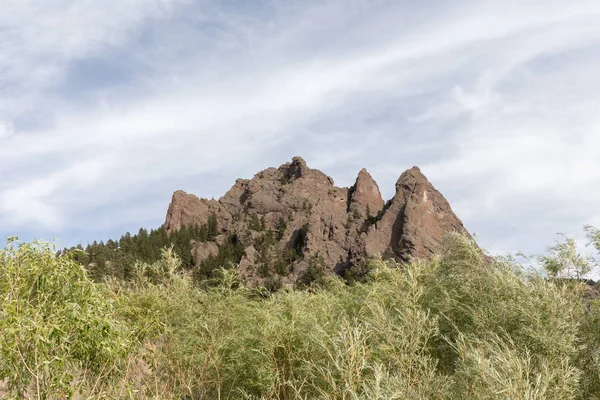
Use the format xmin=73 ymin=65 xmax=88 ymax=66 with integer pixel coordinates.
xmin=250 ymin=214 xmax=261 ymax=231
xmin=207 ymin=214 xmax=219 ymax=240
xmin=69 ymin=220 xmax=223 ymax=281
xmin=273 ymin=250 xmax=289 ymax=276
xmin=260 ymin=215 xmax=266 ymax=231
xmin=276 ymin=217 xmax=287 ymax=240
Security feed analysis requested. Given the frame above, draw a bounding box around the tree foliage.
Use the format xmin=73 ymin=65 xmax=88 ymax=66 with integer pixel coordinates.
xmin=585 ymin=224 xmax=600 ymax=257
xmin=540 ymin=233 xmax=595 ymax=279
xmin=61 ymin=223 xmax=212 ymax=281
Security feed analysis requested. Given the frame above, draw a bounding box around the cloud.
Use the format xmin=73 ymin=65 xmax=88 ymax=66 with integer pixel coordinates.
xmin=1 ymin=0 xmax=600 ymax=267
xmin=0 ymin=158 xmax=110 ymax=229
xmin=0 ymin=120 xmax=14 ymax=138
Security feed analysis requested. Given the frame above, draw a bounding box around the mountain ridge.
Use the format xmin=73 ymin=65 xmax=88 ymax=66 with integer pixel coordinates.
xmin=163 ymin=157 xmax=470 ymax=285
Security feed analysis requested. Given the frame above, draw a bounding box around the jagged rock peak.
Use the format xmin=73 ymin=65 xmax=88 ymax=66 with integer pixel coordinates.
xmin=278 ymin=156 xmax=309 ymax=182
xmin=350 ymin=168 xmax=384 ymax=216
xmin=163 ymin=190 xmax=230 ymax=234
xmin=163 ymin=190 xmax=198 ymax=233
xmin=163 ymin=157 xmax=472 ymax=285
xmin=395 ymin=166 xmax=426 ymax=192
xmin=275 ymin=156 xmax=335 ymax=186
xmin=291 ymin=156 xmax=307 ymax=168
xmin=394 ymin=166 xmax=469 ymax=259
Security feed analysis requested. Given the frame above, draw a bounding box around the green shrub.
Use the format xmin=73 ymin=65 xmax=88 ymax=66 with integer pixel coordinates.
xmin=113 ymin=233 xmax=595 ymax=399
xmin=426 ymin=233 xmax=584 ymax=399
xmin=0 ymin=238 xmax=132 ymax=398
xmin=5 ymin=232 xmax=600 ymax=399
xmin=115 ymin=250 xmax=451 ymax=398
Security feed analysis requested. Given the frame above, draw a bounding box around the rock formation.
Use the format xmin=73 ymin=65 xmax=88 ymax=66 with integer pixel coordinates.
xmin=163 ymin=157 xmax=470 ymax=285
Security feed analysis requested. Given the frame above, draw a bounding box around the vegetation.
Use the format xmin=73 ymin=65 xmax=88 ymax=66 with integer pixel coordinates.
xmin=58 ymin=216 xmax=227 ymax=282
xmin=540 ymin=233 xmax=594 ymax=279
xmin=0 ymin=238 xmax=131 ymax=398
xmin=194 ymin=234 xmax=245 ymax=283
xmin=2 ymin=229 xmax=600 ymax=398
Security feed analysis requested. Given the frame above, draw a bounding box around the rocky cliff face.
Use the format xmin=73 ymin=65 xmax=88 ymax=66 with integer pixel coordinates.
xmin=164 ymin=157 xmax=470 ymax=285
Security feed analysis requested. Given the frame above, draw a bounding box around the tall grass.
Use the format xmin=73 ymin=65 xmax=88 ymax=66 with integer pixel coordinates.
xmin=3 ymin=234 xmax=600 ymax=399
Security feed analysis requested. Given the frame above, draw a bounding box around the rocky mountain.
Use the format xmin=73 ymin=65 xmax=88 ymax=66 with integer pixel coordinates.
xmin=163 ymin=157 xmax=470 ymax=285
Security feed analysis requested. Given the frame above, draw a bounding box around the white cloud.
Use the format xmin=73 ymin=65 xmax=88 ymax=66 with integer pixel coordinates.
xmin=1 ymin=0 xmax=600 ymax=256
xmin=0 ymin=158 xmax=109 ymax=229
xmin=0 ymin=120 xmax=14 ymax=138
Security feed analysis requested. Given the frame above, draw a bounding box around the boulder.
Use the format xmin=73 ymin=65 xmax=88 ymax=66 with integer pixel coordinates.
xmin=190 ymin=240 xmax=219 ymax=265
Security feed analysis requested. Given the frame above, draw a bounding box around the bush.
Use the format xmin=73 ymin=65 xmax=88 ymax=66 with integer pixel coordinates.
xmin=0 ymin=238 xmax=132 ymax=398
xmin=5 ymin=233 xmax=600 ymax=399
xmin=428 ymin=233 xmax=584 ymax=399
xmin=115 ymin=234 xmax=600 ymax=399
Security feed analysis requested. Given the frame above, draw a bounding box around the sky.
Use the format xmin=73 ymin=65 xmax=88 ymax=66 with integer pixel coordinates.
xmin=1 ymin=0 xmax=600 ymax=264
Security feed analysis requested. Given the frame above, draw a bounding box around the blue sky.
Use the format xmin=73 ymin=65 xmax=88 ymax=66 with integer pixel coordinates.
xmin=1 ymin=0 xmax=600 ymax=262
